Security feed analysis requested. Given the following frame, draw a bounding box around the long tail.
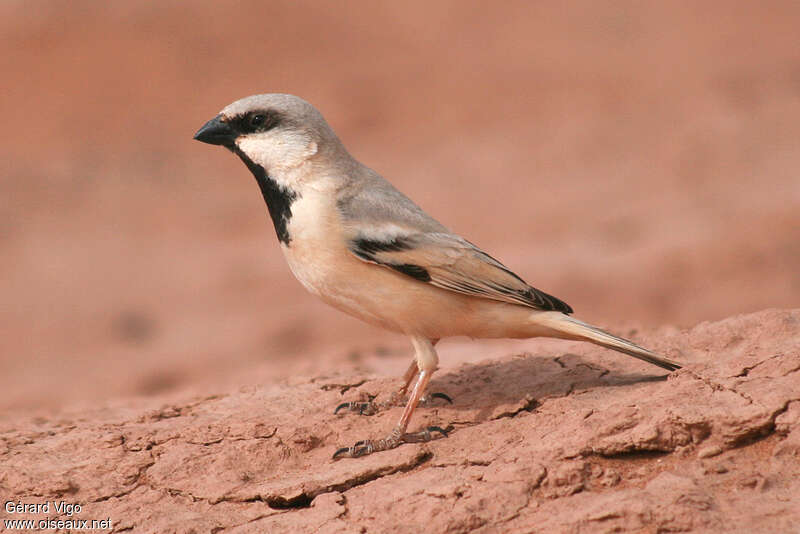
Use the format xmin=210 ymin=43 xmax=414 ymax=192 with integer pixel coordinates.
xmin=534 ymin=312 xmax=682 ymax=372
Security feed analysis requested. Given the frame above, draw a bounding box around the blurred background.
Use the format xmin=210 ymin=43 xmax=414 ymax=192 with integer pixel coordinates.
xmin=1 ymin=1 xmax=798 ymax=413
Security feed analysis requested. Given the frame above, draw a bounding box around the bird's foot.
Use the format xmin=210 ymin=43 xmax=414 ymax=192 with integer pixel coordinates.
xmin=334 ymin=392 xmax=452 ymax=416
xmin=332 ymin=425 xmax=451 ymax=459
xmin=333 ymin=392 xmax=401 ymax=416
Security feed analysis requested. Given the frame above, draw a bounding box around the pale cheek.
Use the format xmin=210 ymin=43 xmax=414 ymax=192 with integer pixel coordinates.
xmin=237 ymin=133 xmax=317 ymax=171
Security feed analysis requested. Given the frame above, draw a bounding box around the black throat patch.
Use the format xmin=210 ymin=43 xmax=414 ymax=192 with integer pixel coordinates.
xmin=231 ymin=147 xmax=298 ymax=246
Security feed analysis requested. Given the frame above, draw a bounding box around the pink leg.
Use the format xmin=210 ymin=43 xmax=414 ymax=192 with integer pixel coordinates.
xmin=333 ymin=337 xmax=450 ymax=459
xmin=398 ymin=359 xmax=419 ymax=396
xmin=334 ymin=339 xmax=448 ymax=416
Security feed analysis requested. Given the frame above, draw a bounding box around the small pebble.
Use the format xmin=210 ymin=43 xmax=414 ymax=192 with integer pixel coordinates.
xmin=698 ymin=445 xmax=723 ymax=459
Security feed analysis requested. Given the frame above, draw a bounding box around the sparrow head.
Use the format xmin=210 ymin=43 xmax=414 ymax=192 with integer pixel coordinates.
xmin=194 ymin=94 xmax=344 ymax=174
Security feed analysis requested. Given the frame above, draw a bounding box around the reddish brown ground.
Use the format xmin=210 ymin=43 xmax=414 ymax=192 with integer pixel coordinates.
xmin=1 ymin=2 xmax=798 ymax=533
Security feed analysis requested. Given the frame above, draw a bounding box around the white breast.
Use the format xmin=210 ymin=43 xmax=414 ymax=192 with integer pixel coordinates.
xmin=281 ymin=188 xmax=342 ymax=297
xmin=279 ymin=186 xmax=412 ymax=331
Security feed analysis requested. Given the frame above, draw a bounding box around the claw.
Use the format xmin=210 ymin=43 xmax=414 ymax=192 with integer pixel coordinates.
xmin=429 ymin=392 xmax=453 ymax=404
xmin=333 ymin=446 xmax=356 ymax=460
xmin=334 ymin=402 xmax=353 ymax=414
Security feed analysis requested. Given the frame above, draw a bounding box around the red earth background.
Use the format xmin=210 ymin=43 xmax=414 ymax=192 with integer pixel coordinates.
xmin=2 ymin=1 xmax=798 ymax=412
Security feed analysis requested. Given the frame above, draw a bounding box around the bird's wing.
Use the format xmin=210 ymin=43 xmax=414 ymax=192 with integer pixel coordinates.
xmin=348 ymin=231 xmax=573 ymax=313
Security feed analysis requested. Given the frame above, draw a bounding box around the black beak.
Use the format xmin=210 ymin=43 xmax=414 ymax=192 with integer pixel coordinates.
xmin=193 ymin=115 xmax=237 ymax=146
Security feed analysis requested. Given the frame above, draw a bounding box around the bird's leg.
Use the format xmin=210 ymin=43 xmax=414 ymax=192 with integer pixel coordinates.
xmin=334 ymin=359 xmax=418 ymax=415
xmin=398 ymin=358 xmax=420 ymax=396
xmin=333 ymin=337 xmax=450 ymax=459
xmin=334 ymin=340 xmax=450 ymax=416
xmin=398 ymin=339 xmax=451 ymax=405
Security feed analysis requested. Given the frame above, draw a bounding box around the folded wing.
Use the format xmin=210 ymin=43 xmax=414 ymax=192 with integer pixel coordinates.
xmin=348 ymin=232 xmax=573 ymax=314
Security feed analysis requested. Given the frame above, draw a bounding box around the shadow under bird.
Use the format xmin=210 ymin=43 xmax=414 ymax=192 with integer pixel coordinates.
xmin=193 ymin=94 xmax=682 ymax=459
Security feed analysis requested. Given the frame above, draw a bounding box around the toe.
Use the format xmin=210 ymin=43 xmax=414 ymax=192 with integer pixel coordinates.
xmin=334 ymin=401 xmax=378 ymax=415
xmin=400 ymin=425 xmax=453 ymax=443
xmin=332 ymin=439 xmax=377 ymax=460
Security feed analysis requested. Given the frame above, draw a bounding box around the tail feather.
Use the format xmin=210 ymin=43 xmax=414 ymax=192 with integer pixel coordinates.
xmin=535 ymin=313 xmax=682 ymax=372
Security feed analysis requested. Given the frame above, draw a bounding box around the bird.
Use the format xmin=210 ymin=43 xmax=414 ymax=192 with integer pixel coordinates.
xmin=193 ymin=93 xmax=682 ymax=459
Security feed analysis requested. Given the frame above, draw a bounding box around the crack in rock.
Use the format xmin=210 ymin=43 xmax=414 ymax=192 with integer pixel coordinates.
xmin=732 ymin=353 xmax=789 ymax=377
xmin=492 ymin=395 xmax=539 ymax=420
xmin=685 ymin=369 xmax=756 ymax=405
xmin=270 ymin=451 xmax=432 ymax=509
xmin=218 ymin=450 xmax=433 ymax=511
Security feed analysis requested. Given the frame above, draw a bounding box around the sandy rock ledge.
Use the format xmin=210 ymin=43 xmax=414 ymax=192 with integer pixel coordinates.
xmin=1 ymin=309 xmax=798 ymax=533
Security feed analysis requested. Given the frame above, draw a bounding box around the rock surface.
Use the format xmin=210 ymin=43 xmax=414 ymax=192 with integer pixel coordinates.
xmin=1 ymin=309 xmax=798 ymax=533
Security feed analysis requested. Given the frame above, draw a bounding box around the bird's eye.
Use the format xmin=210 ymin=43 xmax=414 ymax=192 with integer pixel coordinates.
xmin=249 ymin=113 xmax=266 ymax=128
